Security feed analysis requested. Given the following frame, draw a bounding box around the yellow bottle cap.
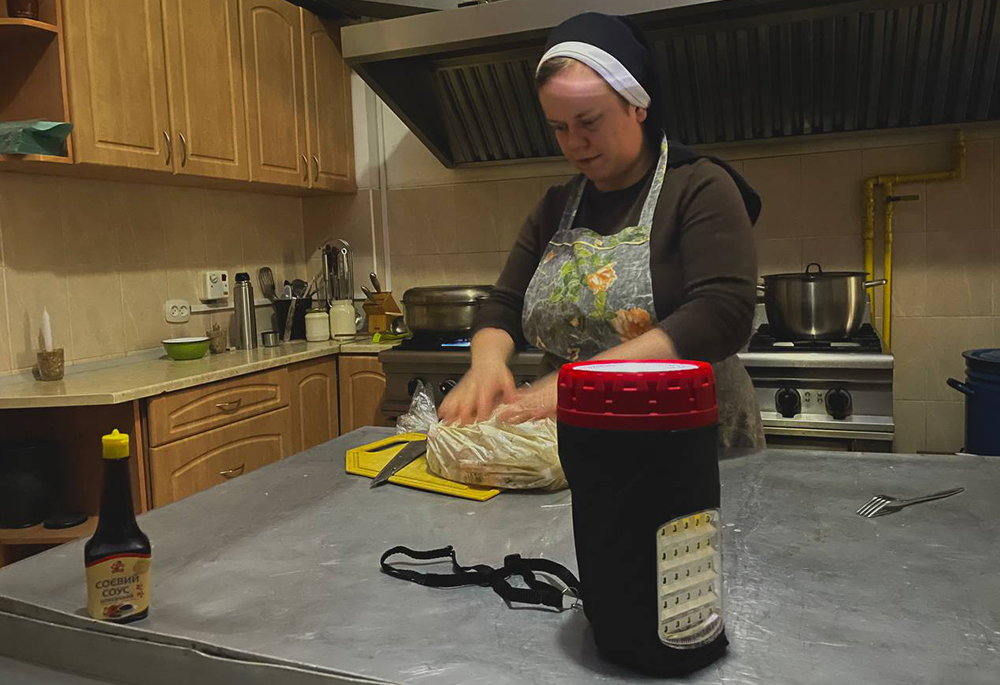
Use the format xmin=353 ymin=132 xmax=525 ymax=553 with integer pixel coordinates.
xmin=102 ymin=429 xmax=130 ymax=460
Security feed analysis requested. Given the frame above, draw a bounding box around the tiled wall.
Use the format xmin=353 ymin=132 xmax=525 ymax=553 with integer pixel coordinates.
xmin=372 ymin=98 xmax=1000 ymax=453
xmin=738 ymin=136 xmax=998 ymax=453
xmin=0 ymin=173 xmax=307 ymax=374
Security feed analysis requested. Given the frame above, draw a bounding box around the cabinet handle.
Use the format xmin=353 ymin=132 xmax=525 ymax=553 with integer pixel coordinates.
xmin=163 ymin=131 xmax=172 ymax=166
xmin=215 ymin=398 xmax=243 ymax=413
xmin=179 ymin=131 xmax=188 ymax=167
xmin=219 ymin=464 xmax=245 ymax=479
xmin=301 ymin=154 xmax=308 ymax=181
xmin=312 ymin=154 xmax=319 ymax=182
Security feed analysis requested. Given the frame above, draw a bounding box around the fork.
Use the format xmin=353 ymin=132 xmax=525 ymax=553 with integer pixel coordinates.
xmin=856 ymin=487 xmax=965 ymax=518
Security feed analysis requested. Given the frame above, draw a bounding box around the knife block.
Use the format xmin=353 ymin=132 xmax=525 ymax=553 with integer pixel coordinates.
xmin=362 ymin=292 xmax=401 ymax=334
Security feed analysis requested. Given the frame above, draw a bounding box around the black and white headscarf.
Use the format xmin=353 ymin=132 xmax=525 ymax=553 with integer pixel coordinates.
xmin=538 ymin=12 xmax=762 ymax=224
xmin=537 ymin=12 xmax=653 ymax=109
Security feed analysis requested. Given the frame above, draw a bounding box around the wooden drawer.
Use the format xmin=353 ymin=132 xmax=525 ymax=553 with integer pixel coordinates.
xmin=149 ymin=407 xmax=293 ymax=507
xmin=147 ymin=368 xmax=289 ymax=447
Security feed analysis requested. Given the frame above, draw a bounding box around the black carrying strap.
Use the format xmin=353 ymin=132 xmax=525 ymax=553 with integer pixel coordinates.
xmin=380 ymin=545 xmax=581 ymax=610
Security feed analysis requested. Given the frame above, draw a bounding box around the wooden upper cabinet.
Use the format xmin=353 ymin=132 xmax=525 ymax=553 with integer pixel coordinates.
xmin=239 ymin=0 xmax=309 ymax=186
xmin=161 ymin=0 xmax=249 ymax=180
xmin=62 ymin=0 xmax=172 ymax=170
xmin=338 ymin=355 xmax=388 ymax=434
xmin=301 ymin=11 xmax=355 ymax=192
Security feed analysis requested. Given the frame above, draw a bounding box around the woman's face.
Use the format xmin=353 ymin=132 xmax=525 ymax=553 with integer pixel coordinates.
xmin=538 ymin=60 xmax=648 ymax=189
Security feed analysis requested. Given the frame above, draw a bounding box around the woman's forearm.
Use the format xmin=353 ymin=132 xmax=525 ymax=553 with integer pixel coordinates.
xmin=471 ymin=327 xmax=516 ymax=369
xmin=591 ymin=327 xmax=680 ymax=362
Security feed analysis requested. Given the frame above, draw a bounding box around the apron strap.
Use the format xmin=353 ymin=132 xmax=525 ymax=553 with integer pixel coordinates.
xmin=380 ymin=545 xmax=581 ymax=610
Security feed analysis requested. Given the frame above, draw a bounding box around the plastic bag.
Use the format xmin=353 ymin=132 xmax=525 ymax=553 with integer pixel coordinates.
xmin=394 ymin=381 xmax=567 ymax=491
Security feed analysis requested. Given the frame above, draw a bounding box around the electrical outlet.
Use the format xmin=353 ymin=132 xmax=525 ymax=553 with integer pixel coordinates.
xmin=165 ymin=299 xmax=191 ymax=323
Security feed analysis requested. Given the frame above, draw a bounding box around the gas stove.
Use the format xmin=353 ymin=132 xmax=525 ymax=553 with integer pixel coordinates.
xmin=738 ymin=316 xmax=894 ymax=451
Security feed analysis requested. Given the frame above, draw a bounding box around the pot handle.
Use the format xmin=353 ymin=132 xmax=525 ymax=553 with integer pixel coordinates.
xmin=947 ymin=378 xmax=975 ymax=396
xmin=863 ymin=278 xmax=888 ymax=288
xmin=805 ymin=262 xmax=822 ymax=273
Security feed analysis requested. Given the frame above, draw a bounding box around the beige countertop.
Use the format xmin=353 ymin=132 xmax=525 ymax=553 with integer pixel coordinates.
xmin=0 ymin=337 xmax=398 ymax=409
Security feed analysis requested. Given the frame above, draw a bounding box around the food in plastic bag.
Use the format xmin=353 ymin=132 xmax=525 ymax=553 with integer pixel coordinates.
xmin=395 ymin=382 xmax=567 ymax=491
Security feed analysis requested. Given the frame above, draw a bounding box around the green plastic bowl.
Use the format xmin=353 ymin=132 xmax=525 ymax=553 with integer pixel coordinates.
xmin=162 ymin=337 xmax=211 ymax=361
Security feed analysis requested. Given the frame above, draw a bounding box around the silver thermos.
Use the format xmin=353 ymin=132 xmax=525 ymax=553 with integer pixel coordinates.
xmin=233 ymin=272 xmax=258 ymax=350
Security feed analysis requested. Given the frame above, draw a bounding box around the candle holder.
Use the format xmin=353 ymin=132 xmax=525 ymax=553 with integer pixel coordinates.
xmin=36 ymin=348 xmax=64 ymax=381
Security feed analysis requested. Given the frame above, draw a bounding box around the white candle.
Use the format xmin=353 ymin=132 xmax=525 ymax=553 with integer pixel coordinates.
xmin=41 ymin=308 xmax=53 ymax=352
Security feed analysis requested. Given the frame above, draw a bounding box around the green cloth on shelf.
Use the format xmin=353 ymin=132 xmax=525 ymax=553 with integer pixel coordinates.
xmin=0 ymin=119 xmax=72 ymax=156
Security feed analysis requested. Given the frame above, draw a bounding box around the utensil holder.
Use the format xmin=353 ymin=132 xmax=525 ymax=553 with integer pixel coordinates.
xmin=207 ymin=326 xmax=228 ymax=354
xmin=272 ymin=297 xmax=313 ymax=340
xmin=36 ymin=349 xmax=64 ymax=381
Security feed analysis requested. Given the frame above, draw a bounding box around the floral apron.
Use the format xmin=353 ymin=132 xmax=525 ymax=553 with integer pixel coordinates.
xmin=522 ymin=138 xmax=766 ymax=451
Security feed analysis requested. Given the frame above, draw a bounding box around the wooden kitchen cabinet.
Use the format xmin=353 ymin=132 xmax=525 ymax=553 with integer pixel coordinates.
xmin=146 ymin=367 xmax=289 ymax=447
xmin=161 ymin=0 xmax=250 ymax=180
xmin=288 ymin=357 xmax=339 ymax=453
xmin=338 ymin=355 xmax=389 ymax=433
xmin=62 ymin=0 xmax=172 ymax=170
xmin=149 ymin=407 xmax=293 ymax=507
xmin=301 ymin=11 xmax=355 ymax=192
xmin=239 ymin=0 xmax=310 ymax=187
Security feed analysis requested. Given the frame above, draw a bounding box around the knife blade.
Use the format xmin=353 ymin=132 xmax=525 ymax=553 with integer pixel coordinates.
xmin=370 ymin=439 xmax=427 ymax=488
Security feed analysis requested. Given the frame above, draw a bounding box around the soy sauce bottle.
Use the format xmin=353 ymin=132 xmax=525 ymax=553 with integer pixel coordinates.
xmin=84 ymin=430 xmax=151 ymax=623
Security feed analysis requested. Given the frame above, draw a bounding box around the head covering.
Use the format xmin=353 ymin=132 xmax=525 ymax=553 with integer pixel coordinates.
xmin=539 ymin=13 xmax=762 ymax=225
xmin=538 ymin=12 xmax=651 ymax=109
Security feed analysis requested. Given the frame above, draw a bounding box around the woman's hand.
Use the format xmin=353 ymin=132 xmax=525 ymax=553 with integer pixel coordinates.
xmin=438 ymin=327 xmax=517 ymax=425
xmin=495 ymin=373 xmax=558 ymax=425
xmin=438 ymin=360 xmax=517 ymax=425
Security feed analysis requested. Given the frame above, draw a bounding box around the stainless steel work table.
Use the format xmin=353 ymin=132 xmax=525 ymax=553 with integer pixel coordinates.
xmin=1 ymin=427 xmax=998 ymax=685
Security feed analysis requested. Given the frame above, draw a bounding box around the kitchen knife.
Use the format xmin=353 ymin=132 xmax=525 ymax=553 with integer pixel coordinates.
xmin=370 ymin=439 xmax=427 ymax=488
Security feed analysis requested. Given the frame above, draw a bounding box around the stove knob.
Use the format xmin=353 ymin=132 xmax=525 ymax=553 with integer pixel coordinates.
xmin=439 ymin=379 xmax=458 ymax=397
xmin=825 ymin=388 xmax=853 ymax=420
xmin=775 ymin=388 xmax=801 ymax=418
xmin=407 ymin=377 xmax=427 ymax=397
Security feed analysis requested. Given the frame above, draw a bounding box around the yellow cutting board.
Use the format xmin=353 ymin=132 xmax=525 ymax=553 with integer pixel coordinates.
xmin=346 ymin=433 xmax=501 ymax=502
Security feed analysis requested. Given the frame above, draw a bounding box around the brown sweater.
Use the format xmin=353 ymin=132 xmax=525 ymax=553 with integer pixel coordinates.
xmin=474 ymin=157 xmax=759 ymax=362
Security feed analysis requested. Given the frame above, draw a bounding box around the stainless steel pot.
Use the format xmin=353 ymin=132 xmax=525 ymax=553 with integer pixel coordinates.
xmin=402 ymin=285 xmax=492 ymax=334
xmin=758 ymin=263 xmax=886 ymax=340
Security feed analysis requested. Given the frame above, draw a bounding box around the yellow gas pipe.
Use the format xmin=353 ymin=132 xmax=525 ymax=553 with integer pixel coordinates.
xmin=861 ymin=131 xmax=965 ymax=349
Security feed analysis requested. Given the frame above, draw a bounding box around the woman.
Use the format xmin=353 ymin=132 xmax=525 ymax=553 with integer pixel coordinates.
xmin=438 ymin=12 xmax=765 ymax=450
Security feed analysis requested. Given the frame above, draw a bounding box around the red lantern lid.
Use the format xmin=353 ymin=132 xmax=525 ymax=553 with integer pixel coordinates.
xmin=557 ymin=360 xmax=718 ymax=431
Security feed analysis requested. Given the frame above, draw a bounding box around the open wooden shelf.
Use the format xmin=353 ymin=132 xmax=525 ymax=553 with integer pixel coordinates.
xmin=0 ymin=516 xmax=97 ymax=546
xmin=0 ymin=16 xmax=59 ymax=37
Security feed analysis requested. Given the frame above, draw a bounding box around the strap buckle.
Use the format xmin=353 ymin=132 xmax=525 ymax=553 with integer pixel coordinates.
xmin=560 ymin=586 xmax=582 ymax=612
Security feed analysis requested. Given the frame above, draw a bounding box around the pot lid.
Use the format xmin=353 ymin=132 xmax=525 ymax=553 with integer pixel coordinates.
xmin=402 ymin=285 xmax=492 ymax=305
xmin=962 ymin=348 xmax=1000 ymax=371
xmin=762 ymin=262 xmax=867 ymax=280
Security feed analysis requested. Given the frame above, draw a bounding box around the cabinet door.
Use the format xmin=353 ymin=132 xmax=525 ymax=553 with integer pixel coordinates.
xmin=301 ymin=11 xmax=355 ymax=192
xmin=149 ymin=407 xmax=292 ymax=507
xmin=288 ymin=357 xmax=339 ymax=453
xmin=161 ymin=0 xmax=249 ymax=180
xmin=239 ymin=0 xmax=309 ymax=186
xmin=338 ymin=356 xmax=387 ymax=434
xmin=63 ymin=0 xmax=172 ymax=170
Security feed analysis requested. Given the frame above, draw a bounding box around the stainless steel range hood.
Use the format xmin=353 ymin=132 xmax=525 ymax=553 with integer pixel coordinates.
xmin=320 ymin=0 xmax=1000 ymax=167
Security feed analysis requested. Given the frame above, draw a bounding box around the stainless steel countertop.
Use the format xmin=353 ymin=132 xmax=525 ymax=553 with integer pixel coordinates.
xmin=1 ymin=429 xmax=998 ymax=685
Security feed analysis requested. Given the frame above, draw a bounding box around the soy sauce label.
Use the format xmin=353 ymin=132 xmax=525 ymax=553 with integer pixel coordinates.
xmin=86 ymin=553 xmax=151 ymax=621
